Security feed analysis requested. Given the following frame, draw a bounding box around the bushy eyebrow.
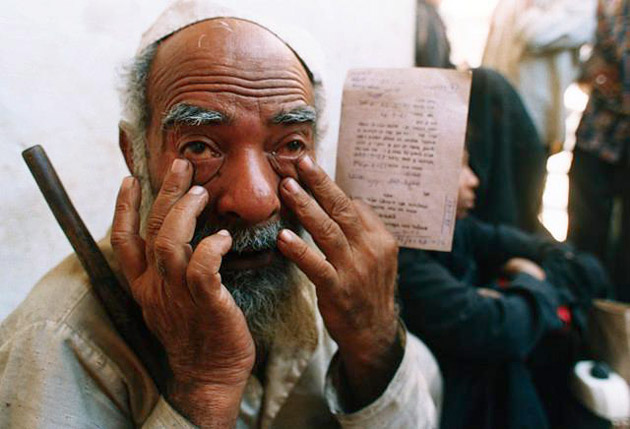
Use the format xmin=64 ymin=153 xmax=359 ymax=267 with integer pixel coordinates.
xmin=162 ymin=103 xmax=229 ymax=130
xmin=271 ymin=106 xmax=317 ymax=126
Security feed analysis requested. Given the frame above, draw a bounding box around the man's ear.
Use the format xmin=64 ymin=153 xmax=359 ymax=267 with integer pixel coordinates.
xmin=119 ymin=122 xmax=134 ymax=174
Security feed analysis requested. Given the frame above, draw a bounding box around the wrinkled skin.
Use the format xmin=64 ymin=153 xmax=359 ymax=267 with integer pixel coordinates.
xmin=112 ymin=19 xmax=401 ymax=426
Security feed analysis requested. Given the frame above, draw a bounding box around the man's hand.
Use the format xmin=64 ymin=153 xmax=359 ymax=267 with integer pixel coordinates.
xmin=277 ymin=156 xmax=402 ymax=410
xmin=111 ymin=159 xmax=255 ymax=426
xmin=502 ymin=257 xmax=546 ymax=281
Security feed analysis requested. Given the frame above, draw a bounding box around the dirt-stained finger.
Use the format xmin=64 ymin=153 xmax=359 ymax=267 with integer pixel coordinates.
xmin=276 ymin=228 xmax=338 ymax=293
xmin=280 ymin=177 xmax=349 ymax=264
xmin=186 ymin=230 xmax=233 ymax=306
xmin=111 ymin=176 xmax=146 ymax=282
xmin=153 ymin=185 xmax=210 ymax=296
xmin=145 ymin=158 xmax=193 ymax=252
xmin=295 ymin=155 xmax=362 ymax=238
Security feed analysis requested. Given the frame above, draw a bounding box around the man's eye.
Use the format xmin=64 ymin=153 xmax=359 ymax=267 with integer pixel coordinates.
xmin=286 ymin=140 xmax=304 ymax=152
xmin=182 ymin=141 xmax=221 ymax=158
xmin=275 ymin=140 xmax=306 ymax=157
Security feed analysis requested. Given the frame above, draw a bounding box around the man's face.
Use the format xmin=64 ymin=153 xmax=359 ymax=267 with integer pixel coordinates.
xmin=141 ymin=19 xmax=316 ymax=331
xmin=456 ymin=151 xmax=479 ymax=219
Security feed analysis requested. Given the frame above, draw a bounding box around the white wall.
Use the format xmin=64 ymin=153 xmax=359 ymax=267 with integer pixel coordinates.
xmin=0 ymin=0 xmax=415 ymax=319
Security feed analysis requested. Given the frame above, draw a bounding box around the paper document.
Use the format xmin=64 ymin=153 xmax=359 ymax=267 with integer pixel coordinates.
xmin=335 ymin=68 xmax=471 ymax=251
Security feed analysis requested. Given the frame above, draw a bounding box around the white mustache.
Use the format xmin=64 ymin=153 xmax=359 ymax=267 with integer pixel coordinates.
xmin=192 ymin=220 xmax=302 ymax=253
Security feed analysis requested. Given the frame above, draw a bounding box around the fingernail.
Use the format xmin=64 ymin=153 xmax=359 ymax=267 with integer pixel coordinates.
xmin=217 ymin=229 xmax=231 ymax=237
xmin=172 ymin=158 xmax=187 ymax=173
xmin=189 ymin=186 xmax=205 ymax=196
xmin=298 ymin=155 xmax=314 ymax=170
xmin=283 ymin=177 xmax=300 ymax=193
xmin=278 ymin=229 xmax=296 ymax=242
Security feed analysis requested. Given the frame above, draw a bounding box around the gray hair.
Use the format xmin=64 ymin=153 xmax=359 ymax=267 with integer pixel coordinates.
xmin=119 ymin=42 xmax=159 ymax=232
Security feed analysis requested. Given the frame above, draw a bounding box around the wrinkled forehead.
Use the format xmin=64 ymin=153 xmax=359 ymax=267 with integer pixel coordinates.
xmin=147 ymin=18 xmax=314 ymax=111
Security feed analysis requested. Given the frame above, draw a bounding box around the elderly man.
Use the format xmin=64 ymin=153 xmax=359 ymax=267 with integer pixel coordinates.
xmin=0 ymin=2 xmax=441 ymax=428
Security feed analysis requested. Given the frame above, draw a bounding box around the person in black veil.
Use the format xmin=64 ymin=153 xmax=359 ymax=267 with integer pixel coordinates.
xmin=398 ymin=150 xmax=612 ymax=429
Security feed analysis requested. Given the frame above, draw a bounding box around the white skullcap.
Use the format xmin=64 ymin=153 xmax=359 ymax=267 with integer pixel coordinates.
xmin=138 ymin=0 xmax=325 ymax=88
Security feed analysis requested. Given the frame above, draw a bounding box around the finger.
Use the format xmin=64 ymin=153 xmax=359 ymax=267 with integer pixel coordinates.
xmin=350 ymin=199 xmax=399 ymax=270
xmin=277 ymin=228 xmax=338 ymax=292
xmin=186 ymin=230 xmax=232 ymax=306
xmin=352 ymin=199 xmax=383 ymax=230
xmin=153 ymin=185 xmax=209 ymax=291
xmin=145 ymin=158 xmax=193 ymax=251
xmin=295 ymin=156 xmax=363 ymax=237
xmin=280 ymin=177 xmax=350 ymax=263
xmin=111 ymin=176 xmax=146 ymax=282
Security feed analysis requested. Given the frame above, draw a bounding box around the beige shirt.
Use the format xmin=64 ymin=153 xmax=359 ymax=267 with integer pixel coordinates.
xmin=0 ymin=242 xmax=442 ymax=428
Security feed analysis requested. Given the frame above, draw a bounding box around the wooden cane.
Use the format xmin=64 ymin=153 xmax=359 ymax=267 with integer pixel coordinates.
xmin=22 ymin=145 xmax=168 ymax=393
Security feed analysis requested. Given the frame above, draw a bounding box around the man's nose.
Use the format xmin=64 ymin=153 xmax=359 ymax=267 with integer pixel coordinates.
xmin=214 ymin=150 xmax=281 ymax=225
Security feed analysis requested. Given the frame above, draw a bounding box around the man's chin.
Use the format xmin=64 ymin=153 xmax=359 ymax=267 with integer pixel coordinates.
xmin=190 ymin=218 xmax=304 ymax=347
xmin=220 ymin=255 xmax=297 ymax=348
